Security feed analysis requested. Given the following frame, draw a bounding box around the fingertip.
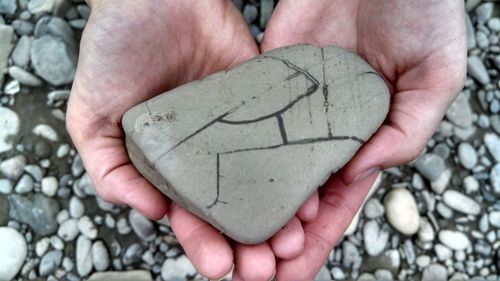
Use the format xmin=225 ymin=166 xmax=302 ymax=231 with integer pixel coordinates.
xmin=296 ymin=191 xmax=319 ymax=222
xmin=270 ymin=216 xmax=305 ymax=260
xmin=234 ymin=243 xmax=276 ymax=281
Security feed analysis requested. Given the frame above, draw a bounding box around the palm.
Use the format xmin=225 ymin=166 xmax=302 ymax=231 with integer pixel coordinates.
xmin=263 ymin=0 xmax=466 ymax=279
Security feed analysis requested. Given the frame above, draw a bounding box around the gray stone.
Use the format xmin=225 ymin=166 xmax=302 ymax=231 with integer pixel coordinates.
xmin=438 ymin=230 xmax=471 ymax=251
xmin=8 ymin=66 xmax=43 ymax=86
xmin=76 ymin=5 xmax=90 ymax=19
xmin=259 ymin=0 xmax=273 ymax=28
xmin=69 ymin=196 xmax=84 ymax=218
xmin=78 ymin=216 xmax=97 ymax=239
xmin=11 ymin=20 xmax=34 ymax=35
xmin=8 ymin=193 xmax=59 ymax=235
xmin=0 ymin=227 xmax=27 ymax=281
xmin=466 ymin=15 xmax=476 ymax=50
xmin=31 ymin=35 xmax=76 ymax=86
xmin=358 ymin=273 xmax=377 ymax=281
xmin=15 ymin=174 xmax=33 ymax=193
xmin=243 ymin=4 xmax=258 ymax=24
xmin=458 ymin=142 xmax=477 ymax=169
xmin=434 ymin=243 xmax=452 ymax=261
xmin=0 ymin=107 xmax=20 ymax=153
xmin=92 ymin=240 xmax=110 ymax=271
xmin=363 ymin=198 xmax=384 ymax=219
xmin=384 ymin=188 xmax=419 ymax=235
xmin=69 ymin=18 xmax=86 ymax=29
xmin=363 ymin=220 xmax=389 ymax=256
xmin=430 ymin=168 xmax=451 ymax=194
xmin=375 ymin=269 xmax=393 ymax=281
xmin=28 ymin=0 xmax=69 ymax=16
xmin=489 ymin=18 xmax=500 ymax=32
xmin=1 ymin=155 xmax=26 ymax=180
xmin=0 ymin=24 xmax=14 ymax=87
xmin=422 ymin=264 xmax=447 ymax=281
xmin=484 ymin=133 xmax=500 ymax=162
xmin=76 ymin=235 xmax=93 ymax=277
xmin=87 ymin=271 xmax=153 ymax=281
xmin=122 ymin=243 xmax=144 ymax=266
xmin=492 ymin=115 xmax=500 ymax=134
xmin=342 ymin=240 xmax=361 ymax=268
xmin=122 ymin=44 xmax=389 ymax=244
xmin=24 ymin=165 xmax=43 ymax=182
xmin=442 ymin=189 xmax=480 ymax=215
xmin=71 ymin=154 xmax=85 ymax=177
xmin=0 ymin=0 xmax=16 ymax=14
xmin=446 ymin=92 xmax=472 ymax=128
xmin=161 ymin=256 xmax=196 ymax=281
xmin=475 ymin=3 xmax=494 ymax=24
xmin=491 ymin=163 xmax=500 ymax=193
xmin=33 ymin=123 xmax=59 ymax=142
xmin=41 ymin=176 xmax=58 ymax=197
xmin=414 ymin=153 xmax=445 ymax=182
xmin=11 ymin=36 xmax=31 ymax=67
xmin=467 ymin=56 xmax=490 ymax=85
xmin=490 ymin=211 xmax=500 ymax=228
xmin=58 ymin=218 xmax=78 ymax=241
xmin=315 ymin=265 xmax=332 ymax=281
xmin=418 ymin=217 xmax=435 ymax=242
xmin=0 ymin=178 xmax=12 ymax=194
xmin=39 ymin=250 xmax=62 ymax=276
xmin=128 ymin=209 xmax=156 ymax=241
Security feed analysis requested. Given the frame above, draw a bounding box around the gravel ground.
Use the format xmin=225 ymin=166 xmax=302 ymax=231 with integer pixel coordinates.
xmin=0 ymin=0 xmax=499 ymax=280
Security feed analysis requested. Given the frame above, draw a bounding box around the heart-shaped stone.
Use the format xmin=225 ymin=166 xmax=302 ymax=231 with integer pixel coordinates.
xmin=123 ymin=44 xmax=390 ymax=244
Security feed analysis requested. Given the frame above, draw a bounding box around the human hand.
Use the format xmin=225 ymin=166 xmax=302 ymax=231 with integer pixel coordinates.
xmin=67 ymin=1 xmax=321 ymax=280
xmin=261 ymin=0 xmax=467 ymax=279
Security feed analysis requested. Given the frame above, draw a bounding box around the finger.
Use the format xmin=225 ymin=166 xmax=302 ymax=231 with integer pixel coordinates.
xmin=270 ymin=216 xmax=305 ymax=260
xmin=276 ymin=172 xmax=379 ymax=280
xmin=168 ymin=203 xmax=233 ymax=280
xmin=296 ymin=191 xmax=319 ymax=222
xmin=233 ymin=242 xmax=276 ymax=281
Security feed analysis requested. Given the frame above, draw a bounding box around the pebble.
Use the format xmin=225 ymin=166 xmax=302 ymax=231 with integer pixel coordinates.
xmin=33 ymin=123 xmax=59 ymax=142
xmin=430 ymin=168 xmax=451 ymax=194
xmin=374 ymin=269 xmax=393 ymax=281
xmin=92 ymin=240 xmax=110 ymax=271
xmin=467 ymin=56 xmax=490 ymax=85
xmin=122 ymin=243 xmax=144 ymax=266
xmin=363 ymin=220 xmax=389 ymax=256
xmin=0 ymin=227 xmax=27 ymax=280
xmin=129 ymin=209 xmax=156 ymax=242
xmin=434 ymin=243 xmax=453 ymax=261
xmin=11 ymin=35 xmax=31 ymax=67
xmin=9 ymin=65 xmax=43 ymax=86
xmin=0 ymin=178 xmax=12 ymax=194
xmin=484 ymin=133 xmax=500 ymax=162
xmin=87 ymin=271 xmax=153 ymax=281
xmin=466 ymin=15 xmax=476 ymax=50
xmin=259 ymin=0 xmax=273 ymax=28
xmin=489 ymin=211 xmax=500 ymax=228
xmin=0 ymin=0 xmax=17 ymax=14
xmin=8 ymin=193 xmax=59 ymax=235
xmin=416 ymin=255 xmax=431 ymax=268
xmin=77 ymin=5 xmax=90 ymax=19
xmin=161 ymin=256 xmax=196 ymax=281
xmin=243 ymin=4 xmax=258 ymax=24
xmin=463 ymin=175 xmax=479 ymax=193
xmin=458 ymin=142 xmax=477 ymax=169
xmin=422 ymin=263 xmax=448 ymax=281
xmin=41 ymin=176 xmax=59 ymax=197
xmin=11 ymin=19 xmax=34 ymax=35
xmin=446 ymin=92 xmax=472 ymax=128
xmin=418 ymin=217 xmax=435 ymax=242
xmin=331 ymin=267 xmax=346 ymax=280
xmin=415 ymin=153 xmax=445 ymax=182
xmin=39 ymin=250 xmax=62 ymax=276
xmin=384 ymin=188 xmax=419 ymax=235
xmin=442 ymin=189 xmax=481 ymax=215
xmin=0 ymin=155 xmax=26 ymax=180
xmin=36 ymin=237 xmax=50 ymax=257
xmin=76 ymin=235 xmax=93 ymax=277
xmin=438 ymin=230 xmax=471 ymax=251
xmin=0 ymin=107 xmax=20 ymax=154
xmin=116 ymin=217 xmax=132 ymax=235
xmin=491 ymin=163 xmax=500 ymax=192
xmin=69 ymin=196 xmax=84 ymax=218
xmin=363 ymin=198 xmax=385 ymax=219
xmin=475 ymin=2 xmax=494 ymax=23
xmin=15 ymin=174 xmax=34 ymax=193
xmin=0 ymin=25 xmax=14 ymax=87
xmin=31 ymin=35 xmax=76 ymax=86
xmin=57 ymin=218 xmax=79 ymax=241
xmin=78 ymin=216 xmax=97 ymax=239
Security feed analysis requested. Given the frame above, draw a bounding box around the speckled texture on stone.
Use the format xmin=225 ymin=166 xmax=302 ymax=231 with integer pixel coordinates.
xmin=123 ymin=44 xmax=390 ymax=244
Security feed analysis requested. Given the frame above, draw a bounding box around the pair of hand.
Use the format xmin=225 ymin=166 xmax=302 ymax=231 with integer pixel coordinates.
xmin=67 ymin=0 xmax=466 ymax=280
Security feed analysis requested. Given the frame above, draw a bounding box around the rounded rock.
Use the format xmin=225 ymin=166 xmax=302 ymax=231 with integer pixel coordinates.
xmin=91 ymin=240 xmax=110 ymax=271
xmin=0 ymin=107 xmax=20 ymax=154
xmin=422 ymin=263 xmax=447 ymax=281
xmin=438 ymin=230 xmax=470 ymax=251
xmin=41 ymin=176 xmax=58 ymax=197
xmin=0 ymin=227 xmax=27 ymax=280
xmin=69 ymin=196 xmax=85 ymax=218
xmin=129 ymin=209 xmax=156 ymax=242
xmin=57 ymin=219 xmax=79 ymax=241
xmin=442 ymin=189 xmax=480 ymax=215
xmin=161 ymin=256 xmax=196 ymax=281
xmin=458 ymin=142 xmax=477 ymax=169
xmin=384 ymin=188 xmax=420 ymax=235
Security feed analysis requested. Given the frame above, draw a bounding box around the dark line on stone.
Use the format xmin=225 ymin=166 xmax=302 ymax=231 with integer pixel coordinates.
xmin=276 ymin=115 xmax=288 ymax=144
xmin=207 ymin=153 xmax=227 ymax=209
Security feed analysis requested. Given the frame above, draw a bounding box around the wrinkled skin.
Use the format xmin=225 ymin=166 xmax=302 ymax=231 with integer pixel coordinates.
xmin=67 ymin=0 xmax=466 ymax=280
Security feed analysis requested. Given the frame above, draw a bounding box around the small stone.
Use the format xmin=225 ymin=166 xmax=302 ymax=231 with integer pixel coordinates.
xmin=15 ymin=174 xmax=34 ymax=193
xmin=57 ymin=218 xmax=79 ymax=241
xmin=422 ymin=263 xmax=447 ymax=281
xmin=416 ymin=255 xmax=431 ymax=268
xmin=331 ymin=267 xmax=346 ymax=280
xmin=489 ymin=211 xmax=500 ymax=228
xmin=363 ymin=220 xmax=389 ymax=256
xmin=0 ymin=107 xmax=20 ymax=154
xmin=31 ymin=35 xmax=76 ymax=86
xmin=56 ymin=143 xmax=70 ymax=158
xmin=475 ymin=3 xmax=494 ymax=23
xmin=76 ymin=5 xmax=90 ymax=19
xmin=0 ymin=179 xmax=12 ymax=194
xmin=0 ymin=25 xmax=14 ymax=88
xmin=28 ymin=0 xmax=69 ymax=15
xmin=91 ymin=240 xmax=110 ymax=271
xmin=463 ymin=175 xmax=479 ymax=193
xmin=384 ymin=188 xmax=419 ymax=235
xmin=446 ymin=92 xmax=472 ymax=128
xmin=41 ymin=176 xmax=58 ymax=197
xmin=491 ymin=115 xmax=500 ymax=135
xmin=467 ymin=56 xmax=490 ymax=85
xmin=466 ymin=15 xmax=476 ymax=50
xmin=0 ymin=0 xmax=17 ymax=14
xmin=438 ymin=230 xmax=471 ymax=251
xmin=87 ymin=271 xmax=153 ymax=281
xmin=491 ymin=163 xmax=500 ymax=192
xmin=315 ymin=265 xmax=331 ymax=281
xmin=243 ymin=4 xmax=258 ymax=24
xmin=415 ymin=153 xmax=445 ymax=182
xmin=11 ymin=20 xmax=34 ymax=36
xmin=458 ymin=142 xmax=477 ymax=169
xmin=259 ymin=0 xmax=273 ymax=28
xmin=36 ymin=237 xmax=50 ymax=257
xmin=0 ymin=227 xmax=27 ymax=281
xmin=430 ymin=168 xmax=451 ymax=194
xmin=418 ymin=217 xmax=435 ymax=242
xmin=434 ymin=244 xmax=453 ymax=261
xmin=484 ymin=133 xmax=500 ymax=162
xmin=358 ymin=273 xmax=377 ymax=281
xmin=442 ymin=189 xmax=481 ymax=215
xmin=71 ymin=154 xmax=85 ymax=177
xmin=122 ymin=243 xmax=144 ymax=266
xmin=0 ymin=155 xmax=26 ymax=180
xmin=374 ymin=269 xmax=393 ymax=281
xmin=363 ymin=198 xmax=384 ymax=219
xmin=76 ymin=235 xmax=93 ymax=277
xmin=129 ymin=209 xmax=156 ymax=241
xmin=69 ymin=196 xmax=84 ymax=218
xmin=39 ymin=250 xmax=62 ymax=276
xmin=11 ymin=36 xmax=31 ymax=67
xmin=161 ymin=256 xmax=196 ymax=281
xmin=8 ymin=193 xmax=59 ymax=235
xmin=34 ymin=141 xmax=51 ymax=158
xmin=436 ymin=202 xmax=453 ymax=219
xmin=33 ymin=124 xmax=59 ymax=142
xmin=78 ymin=216 xmax=97 ymax=239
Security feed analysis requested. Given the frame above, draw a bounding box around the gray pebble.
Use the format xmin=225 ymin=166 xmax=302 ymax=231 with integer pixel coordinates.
xmin=0 ymin=155 xmax=26 ymax=180
xmin=476 ymin=31 xmax=489 ymax=49
xmin=31 ymin=35 xmax=76 ymax=86
xmin=24 ymin=164 xmax=43 ymax=182
xmin=443 ymin=189 xmax=481 ymax=215
xmin=243 ymin=4 xmax=258 ymax=24
xmin=363 ymin=220 xmax=388 ymax=256
xmin=116 ymin=217 xmax=132 ymax=235
xmin=91 ymin=240 xmax=110 ymax=271
xmin=122 ymin=243 xmax=144 ymax=266
xmin=415 ymin=153 xmax=445 ymax=182
xmin=11 ymin=36 xmax=31 ymax=67
xmin=458 ymin=142 xmax=478 ymax=169
xmin=259 ymin=0 xmax=273 ymax=29
xmin=14 ymin=174 xmax=33 ymax=193
xmin=475 ymin=3 xmax=494 ymax=24
xmin=466 ymin=15 xmax=476 ymax=50
xmin=446 ymin=92 xmax=472 ymax=128
xmin=50 ymin=235 xmax=64 ymax=250
xmin=484 ymin=133 xmax=500 ymax=162
xmin=39 ymin=250 xmax=62 ymax=276
xmin=57 ymin=219 xmax=79 ymax=241
xmin=8 ymin=66 xmax=42 ymax=87
xmin=422 ymin=263 xmax=447 ymax=281
xmin=438 ymin=230 xmax=471 ymax=251
xmin=76 ymin=235 xmax=93 ymax=277
xmin=69 ymin=196 xmax=84 ymax=218
xmin=71 ymin=154 xmax=85 ymax=177
xmin=463 ymin=175 xmax=479 ymax=193
xmin=467 ymin=56 xmax=490 ymax=85
xmin=129 ymin=209 xmax=156 ymax=241
xmin=11 ymin=20 xmax=34 ymax=35
xmin=9 ymin=193 xmax=59 ymax=235
xmin=363 ymin=198 xmax=384 ymax=219
xmin=78 ymin=216 xmax=97 ymax=239
xmin=0 ymin=0 xmax=16 ymax=14
xmin=69 ymin=19 xmax=86 ymax=29
xmin=0 ymin=178 xmax=12 ymax=194
xmin=76 ymin=4 xmax=90 ymax=19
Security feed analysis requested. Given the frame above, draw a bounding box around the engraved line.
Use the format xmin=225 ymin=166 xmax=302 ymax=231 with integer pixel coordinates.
xmin=276 ymin=114 xmax=288 ymax=144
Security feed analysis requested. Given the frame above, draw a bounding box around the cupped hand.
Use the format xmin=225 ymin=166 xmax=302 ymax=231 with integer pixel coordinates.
xmin=262 ymin=0 xmax=467 ymax=279
xmin=67 ymin=0 xmax=322 ymax=280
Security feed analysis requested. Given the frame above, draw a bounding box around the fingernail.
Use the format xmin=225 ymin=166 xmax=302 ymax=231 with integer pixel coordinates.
xmin=352 ymin=167 xmax=381 ymax=184
xmin=209 ymin=263 xmax=235 ymax=281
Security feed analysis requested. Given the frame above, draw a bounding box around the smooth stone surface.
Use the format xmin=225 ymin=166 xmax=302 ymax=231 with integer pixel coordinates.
xmin=58 ymin=218 xmax=79 ymax=241
xmin=457 ymin=142 xmax=477 ymax=169
xmin=446 ymin=92 xmax=472 ymax=128
xmin=414 ymin=153 xmax=445 ymax=182
xmin=0 ymin=24 xmax=14 ymax=87
xmin=76 ymin=235 xmax=93 ymax=277
xmin=384 ymin=188 xmax=420 ymax=235
xmin=442 ymin=189 xmax=481 ymax=215
xmin=363 ymin=220 xmax=389 ymax=256
xmin=0 ymin=155 xmax=26 ymax=180
xmin=0 ymin=227 xmax=27 ymax=280
xmin=0 ymin=107 xmax=20 ymax=153
xmin=160 ymin=256 xmax=196 ymax=281
xmin=438 ymin=230 xmax=471 ymax=251
xmin=123 ymin=44 xmax=390 ymax=244
xmin=484 ymin=133 xmax=500 ymax=162
xmin=39 ymin=250 xmax=62 ymax=276
xmin=129 ymin=209 xmax=156 ymax=242
xmin=15 ymin=174 xmax=34 ymax=194
xmin=31 ymin=35 xmax=76 ymax=86
xmin=467 ymin=56 xmax=490 ymax=85
xmin=11 ymin=36 xmax=31 ymax=68
xmin=490 ymin=211 xmax=500 ymax=228
xmin=91 ymin=240 xmax=110 ymax=271
xmin=41 ymin=176 xmax=58 ymax=196
xmin=8 ymin=193 xmax=60 ymax=235
xmin=422 ymin=263 xmax=448 ymax=281
xmin=87 ymin=271 xmax=153 ymax=281
xmin=0 ymin=0 xmax=16 ymax=14
xmin=33 ymin=123 xmax=59 ymax=142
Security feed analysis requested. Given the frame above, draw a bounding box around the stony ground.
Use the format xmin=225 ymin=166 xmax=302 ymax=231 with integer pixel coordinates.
xmin=0 ymin=0 xmax=499 ymax=280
